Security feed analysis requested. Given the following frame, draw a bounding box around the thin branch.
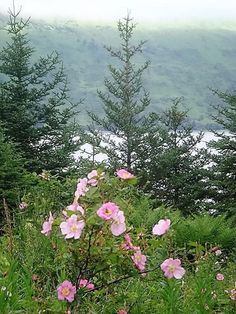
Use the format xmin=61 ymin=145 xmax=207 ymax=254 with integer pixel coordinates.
xmin=84 ymin=265 xmax=160 ymax=295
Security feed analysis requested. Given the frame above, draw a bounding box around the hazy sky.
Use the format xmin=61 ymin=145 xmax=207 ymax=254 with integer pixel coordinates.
xmin=0 ymin=0 xmax=236 ymax=21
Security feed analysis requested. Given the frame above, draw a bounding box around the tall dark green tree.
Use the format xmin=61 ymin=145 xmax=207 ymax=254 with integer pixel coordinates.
xmin=137 ymin=99 xmax=209 ymax=214
xmin=208 ymin=90 xmax=236 ymax=217
xmin=0 ymin=4 xmax=81 ymax=174
xmin=88 ymin=14 xmax=157 ymax=171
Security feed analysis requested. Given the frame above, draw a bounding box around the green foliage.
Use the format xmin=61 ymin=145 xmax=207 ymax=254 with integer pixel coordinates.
xmin=88 ymin=14 xmax=157 ymax=170
xmin=137 ymin=99 xmax=210 ymax=214
xmin=1 ymin=169 xmax=236 ymax=312
xmin=174 ymin=214 xmax=236 ymax=251
xmin=208 ymin=90 xmax=236 ymax=217
xmin=0 ymin=127 xmax=26 ymax=229
xmin=0 ymin=7 xmax=82 ymax=174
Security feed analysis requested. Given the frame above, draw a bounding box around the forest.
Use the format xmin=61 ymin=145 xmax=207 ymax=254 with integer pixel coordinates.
xmin=0 ymin=5 xmax=236 ymax=314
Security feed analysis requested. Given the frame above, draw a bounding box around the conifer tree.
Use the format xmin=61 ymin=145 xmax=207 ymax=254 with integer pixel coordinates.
xmin=208 ymin=90 xmax=236 ymax=217
xmin=0 ymin=4 xmax=81 ymax=174
xmin=88 ymin=14 xmax=157 ymax=171
xmin=137 ymin=99 xmax=209 ymax=214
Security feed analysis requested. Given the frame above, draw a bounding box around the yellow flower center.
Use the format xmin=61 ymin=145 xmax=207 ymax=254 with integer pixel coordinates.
xmin=70 ymin=223 xmax=78 ymax=232
xmin=105 ymin=208 xmax=112 ymax=215
xmin=168 ymin=265 xmax=176 ymax=273
xmin=62 ymin=287 xmax=70 ymax=296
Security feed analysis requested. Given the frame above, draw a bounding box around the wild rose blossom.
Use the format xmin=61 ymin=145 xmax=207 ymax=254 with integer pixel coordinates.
xmin=118 ymin=311 xmax=128 ymax=314
xmin=116 ymin=169 xmax=134 ymax=180
xmin=88 ymin=170 xmax=98 ymax=179
xmin=60 ymin=214 xmax=85 ymax=239
xmin=78 ymin=279 xmax=95 ymax=290
xmin=161 ymin=258 xmax=185 ymax=279
xmin=97 ymin=202 xmax=119 ymax=220
xmin=216 ymin=273 xmax=224 ymax=281
xmin=75 ymin=178 xmax=89 ymax=197
xmin=111 ymin=210 xmax=126 ymax=236
xmin=131 ymin=250 xmax=147 ymax=271
xmin=152 ymin=219 xmax=171 ymax=236
xmin=19 ymin=201 xmax=28 ymax=209
xmin=87 ymin=170 xmax=98 ymax=186
xmin=57 ymin=280 xmax=76 ymax=302
xmin=41 ymin=212 xmax=54 ymax=236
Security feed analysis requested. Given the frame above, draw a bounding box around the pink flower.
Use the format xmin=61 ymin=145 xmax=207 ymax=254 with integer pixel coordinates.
xmin=216 ymin=273 xmax=224 ymax=281
xmin=75 ymin=178 xmax=89 ymax=197
xmin=41 ymin=212 xmax=54 ymax=236
xmin=19 ymin=202 xmax=28 ymax=209
xmin=60 ymin=214 xmax=85 ymax=239
xmin=88 ymin=178 xmax=98 ymax=186
xmin=78 ymin=279 xmax=95 ymax=290
xmin=118 ymin=310 xmax=128 ymax=314
xmin=215 ymin=249 xmax=222 ymax=256
xmin=131 ymin=250 xmax=147 ymax=271
xmin=88 ymin=170 xmax=98 ymax=179
xmin=57 ymin=280 xmax=76 ymax=302
xmin=111 ymin=210 xmax=126 ymax=236
xmin=116 ymin=169 xmax=134 ymax=180
xmin=152 ymin=219 xmax=171 ymax=236
xmin=66 ymin=203 xmax=85 ymax=215
xmin=88 ymin=170 xmax=98 ymax=186
xmin=122 ymin=234 xmax=134 ymax=250
xmin=161 ymin=258 xmax=185 ymax=279
xmin=121 ymin=234 xmax=140 ymax=252
xmin=97 ymin=202 xmax=119 ymax=220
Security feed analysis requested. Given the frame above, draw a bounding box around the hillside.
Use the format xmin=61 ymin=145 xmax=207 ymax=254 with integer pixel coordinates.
xmin=1 ymin=15 xmax=236 ymax=127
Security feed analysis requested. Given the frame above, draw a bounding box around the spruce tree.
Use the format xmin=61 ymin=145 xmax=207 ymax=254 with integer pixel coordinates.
xmin=137 ymin=99 xmax=209 ymax=214
xmin=0 ymin=4 xmax=81 ymax=174
xmin=208 ymin=90 xmax=236 ymax=217
xmin=88 ymin=14 xmax=156 ymax=171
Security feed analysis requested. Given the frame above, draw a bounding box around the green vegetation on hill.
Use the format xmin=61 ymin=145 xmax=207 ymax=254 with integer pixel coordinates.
xmin=1 ymin=15 xmax=236 ymax=127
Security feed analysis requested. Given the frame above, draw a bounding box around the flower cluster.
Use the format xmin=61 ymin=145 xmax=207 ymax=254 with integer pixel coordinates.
xmin=78 ymin=278 xmax=95 ymax=290
xmin=41 ymin=168 xmax=187 ymax=308
xmin=57 ymin=278 xmax=95 ymax=303
xmin=41 ymin=170 xmax=105 ymax=239
xmin=97 ymin=202 xmax=126 ymax=236
xmin=121 ymin=233 xmax=147 ymax=272
xmin=75 ymin=170 xmax=105 ymax=199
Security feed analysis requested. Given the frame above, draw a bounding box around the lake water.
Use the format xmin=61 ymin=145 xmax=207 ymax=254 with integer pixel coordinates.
xmin=74 ymin=131 xmax=222 ymax=162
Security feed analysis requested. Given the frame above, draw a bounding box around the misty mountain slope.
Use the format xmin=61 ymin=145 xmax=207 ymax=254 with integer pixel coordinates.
xmin=1 ymin=16 xmax=236 ymax=127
